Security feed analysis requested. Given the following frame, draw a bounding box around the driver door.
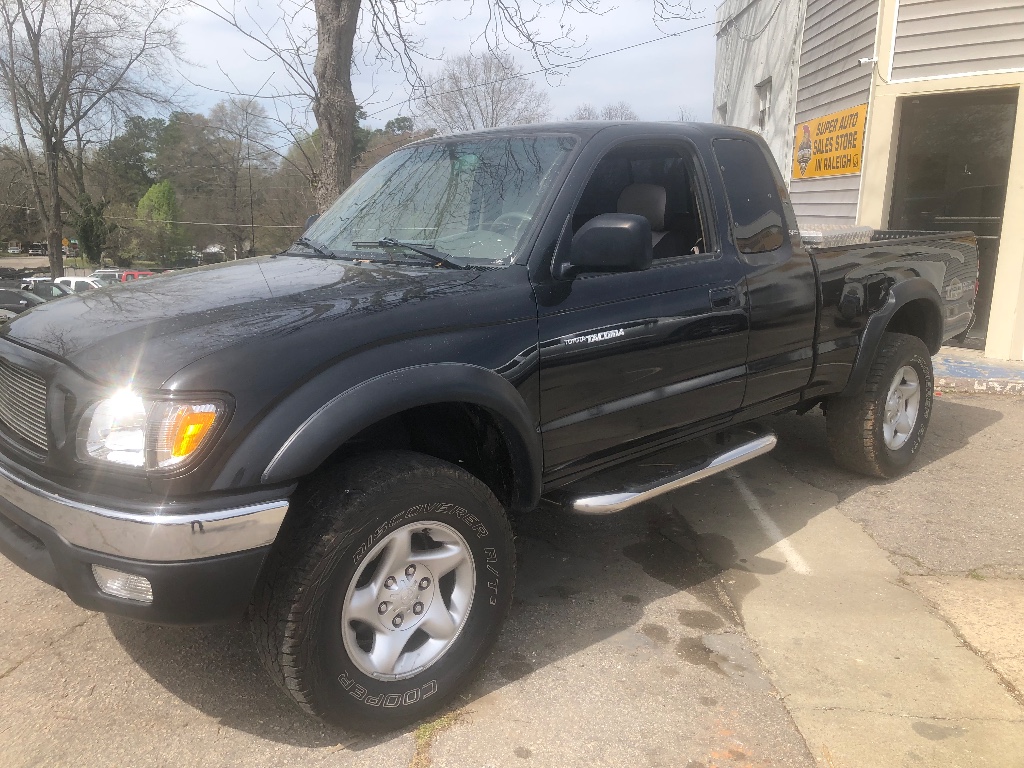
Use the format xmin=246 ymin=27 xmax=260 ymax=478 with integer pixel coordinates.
xmin=535 ymin=141 xmax=749 ymax=479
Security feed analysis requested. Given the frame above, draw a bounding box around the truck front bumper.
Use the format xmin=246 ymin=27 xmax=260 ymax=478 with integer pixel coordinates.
xmin=0 ymin=461 xmax=289 ymax=624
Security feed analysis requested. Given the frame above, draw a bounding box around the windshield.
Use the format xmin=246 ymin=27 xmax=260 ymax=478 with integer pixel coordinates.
xmin=302 ymin=135 xmax=577 ymax=266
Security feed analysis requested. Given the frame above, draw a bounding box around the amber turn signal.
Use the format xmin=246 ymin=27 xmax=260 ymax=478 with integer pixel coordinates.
xmin=171 ymin=408 xmax=217 ymax=457
xmin=151 ymin=402 xmax=224 ymax=469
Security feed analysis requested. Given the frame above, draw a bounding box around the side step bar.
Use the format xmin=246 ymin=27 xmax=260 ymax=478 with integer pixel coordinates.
xmin=571 ymin=433 xmax=778 ymax=514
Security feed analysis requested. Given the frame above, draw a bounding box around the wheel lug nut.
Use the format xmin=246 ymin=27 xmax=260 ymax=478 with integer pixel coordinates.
xmin=392 ymin=613 xmax=404 ymax=628
xmin=405 ymin=564 xmax=417 ymax=577
xmin=384 ymin=577 xmax=397 ymax=589
xmin=377 ymin=601 xmax=389 ymax=615
xmin=419 ymin=577 xmax=431 ymax=590
xmin=413 ymin=602 xmax=424 ymax=615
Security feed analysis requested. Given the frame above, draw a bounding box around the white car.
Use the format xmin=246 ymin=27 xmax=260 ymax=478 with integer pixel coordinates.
xmin=54 ymin=276 xmax=103 ymax=294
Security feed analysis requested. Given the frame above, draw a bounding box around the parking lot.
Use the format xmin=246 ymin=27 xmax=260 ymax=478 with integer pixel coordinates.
xmin=2 ymin=393 xmax=1023 ymax=768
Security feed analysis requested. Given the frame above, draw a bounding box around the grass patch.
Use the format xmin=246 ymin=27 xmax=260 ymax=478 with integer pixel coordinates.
xmin=409 ymin=710 xmax=464 ymax=768
xmin=968 ymin=570 xmax=986 ymax=581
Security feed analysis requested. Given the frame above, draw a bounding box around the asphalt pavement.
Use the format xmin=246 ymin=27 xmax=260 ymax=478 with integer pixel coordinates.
xmin=2 ymin=392 xmax=1023 ymax=768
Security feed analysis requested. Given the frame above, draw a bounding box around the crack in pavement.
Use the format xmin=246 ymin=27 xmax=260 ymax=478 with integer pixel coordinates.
xmin=0 ymin=614 xmax=98 ymax=682
xmin=796 ymin=705 xmax=1024 ymax=724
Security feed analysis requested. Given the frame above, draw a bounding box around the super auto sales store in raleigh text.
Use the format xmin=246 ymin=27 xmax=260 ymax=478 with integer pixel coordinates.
xmin=715 ymin=0 xmax=1024 ymax=361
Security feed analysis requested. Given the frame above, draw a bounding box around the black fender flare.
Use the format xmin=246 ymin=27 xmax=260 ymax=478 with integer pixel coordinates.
xmin=254 ymin=363 xmax=542 ymax=509
xmin=840 ymin=277 xmax=943 ymax=397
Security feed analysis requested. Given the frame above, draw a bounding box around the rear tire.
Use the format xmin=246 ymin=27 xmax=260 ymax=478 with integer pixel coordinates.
xmin=826 ymin=332 xmax=934 ymax=478
xmin=249 ymin=450 xmax=515 ymax=731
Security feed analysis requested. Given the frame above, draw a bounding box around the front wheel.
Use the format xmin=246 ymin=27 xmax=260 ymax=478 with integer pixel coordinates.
xmin=826 ymin=332 xmax=934 ymax=478
xmin=249 ymin=451 xmax=516 ymax=731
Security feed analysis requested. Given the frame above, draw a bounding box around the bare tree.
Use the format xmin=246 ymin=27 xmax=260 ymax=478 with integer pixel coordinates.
xmin=567 ymin=101 xmax=639 ymax=120
xmin=193 ymin=0 xmax=698 ymax=212
xmin=600 ymin=101 xmax=639 ymax=120
xmin=207 ymin=98 xmax=275 ymax=258
xmin=677 ymin=105 xmax=696 ymax=122
xmin=568 ymin=103 xmax=600 ymax=120
xmin=0 ymin=0 xmax=181 ymax=277
xmin=417 ymin=51 xmax=549 ymax=134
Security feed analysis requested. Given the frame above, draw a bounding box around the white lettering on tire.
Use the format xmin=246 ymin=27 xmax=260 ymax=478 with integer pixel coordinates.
xmin=338 ymin=671 xmax=437 ymax=706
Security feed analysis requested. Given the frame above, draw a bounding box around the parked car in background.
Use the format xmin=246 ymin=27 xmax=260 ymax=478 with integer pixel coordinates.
xmin=88 ymin=269 xmax=124 ymax=284
xmin=54 ymin=276 xmax=103 ymax=294
xmin=121 ymin=270 xmax=154 ymax=281
xmin=13 ymin=280 xmax=72 ymax=301
xmin=26 ymin=243 xmax=46 ymax=255
xmin=87 ymin=269 xmax=154 ymax=283
xmin=7 ymin=242 xmax=23 ymax=254
xmin=0 ymin=288 xmax=45 ymax=319
xmin=0 ymin=279 xmax=70 ymax=301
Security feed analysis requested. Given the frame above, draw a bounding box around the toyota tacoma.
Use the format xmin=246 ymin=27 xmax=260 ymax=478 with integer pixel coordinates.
xmin=0 ymin=122 xmax=977 ymax=730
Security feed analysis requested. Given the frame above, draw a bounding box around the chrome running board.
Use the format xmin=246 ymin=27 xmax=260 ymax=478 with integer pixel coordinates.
xmin=571 ymin=433 xmax=778 ymax=514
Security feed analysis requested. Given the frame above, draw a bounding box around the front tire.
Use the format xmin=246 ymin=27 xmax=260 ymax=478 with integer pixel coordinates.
xmin=826 ymin=332 xmax=934 ymax=478
xmin=250 ymin=450 xmax=515 ymax=731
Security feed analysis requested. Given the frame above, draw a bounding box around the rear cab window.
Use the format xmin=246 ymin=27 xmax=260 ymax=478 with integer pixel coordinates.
xmin=712 ymin=138 xmax=787 ymax=254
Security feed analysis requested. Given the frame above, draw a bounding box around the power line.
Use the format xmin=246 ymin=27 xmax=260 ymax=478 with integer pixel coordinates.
xmin=176 ymin=18 xmax=715 ymax=121
xmin=366 ymin=18 xmax=717 ymax=119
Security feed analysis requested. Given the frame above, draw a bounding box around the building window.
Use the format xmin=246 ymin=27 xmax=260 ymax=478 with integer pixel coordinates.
xmin=717 ymin=102 xmax=728 ymax=124
xmin=756 ymin=78 xmax=772 ymax=132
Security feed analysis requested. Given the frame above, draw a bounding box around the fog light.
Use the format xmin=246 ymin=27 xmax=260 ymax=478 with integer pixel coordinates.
xmin=92 ymin=565 xmax=153 ymax=604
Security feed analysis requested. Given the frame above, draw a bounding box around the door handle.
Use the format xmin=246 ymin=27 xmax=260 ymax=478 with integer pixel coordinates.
xmin=709 ymin=286 xmax=741 ymax=311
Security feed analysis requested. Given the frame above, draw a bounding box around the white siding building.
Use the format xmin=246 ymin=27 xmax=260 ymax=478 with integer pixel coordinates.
xmin=714 ymin=0 xmax=1024 ymax=361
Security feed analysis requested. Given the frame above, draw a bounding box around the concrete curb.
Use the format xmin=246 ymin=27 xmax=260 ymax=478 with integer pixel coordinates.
xmin=933 ymin=348 xmax=1024 ymax=395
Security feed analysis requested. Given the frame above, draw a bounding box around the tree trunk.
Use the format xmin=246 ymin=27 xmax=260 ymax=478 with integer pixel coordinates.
xmin=45 ymin=142 xmax=64 ymax=279
xmin=311 ymin=0 xmax=360 ymax=212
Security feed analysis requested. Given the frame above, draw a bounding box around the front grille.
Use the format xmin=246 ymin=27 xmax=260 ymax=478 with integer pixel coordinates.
xmin=0 ymin=358 xmax=48 ymax=453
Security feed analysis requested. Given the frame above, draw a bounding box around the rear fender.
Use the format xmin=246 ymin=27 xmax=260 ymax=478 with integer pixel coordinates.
xmin=840 ymin=277 xmax=942 ymax=397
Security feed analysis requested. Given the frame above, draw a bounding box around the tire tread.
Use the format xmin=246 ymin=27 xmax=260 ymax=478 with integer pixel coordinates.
xmin=249 ymin=450 xmax=513 ymax=727
xmin=826 ymin=332 xmax=933 ymax=478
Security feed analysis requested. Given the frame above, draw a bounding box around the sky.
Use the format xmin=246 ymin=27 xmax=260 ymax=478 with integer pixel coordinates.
xmin=176 ymin=1 xmax=718 ymax=131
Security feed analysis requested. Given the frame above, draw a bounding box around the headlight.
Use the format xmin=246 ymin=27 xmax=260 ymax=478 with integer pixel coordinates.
xmin=78 ymin=388 xmax=226 ymax=471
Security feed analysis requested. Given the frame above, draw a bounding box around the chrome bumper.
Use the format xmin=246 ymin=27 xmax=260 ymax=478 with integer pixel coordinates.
xmin=0 ymin=462 xmax=288 ymax=562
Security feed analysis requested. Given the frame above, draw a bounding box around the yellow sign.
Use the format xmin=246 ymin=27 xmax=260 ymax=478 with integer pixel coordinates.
xmin=61 ymin=238 xmax=69 ymax=247
xmin=793 ymin=103 xmax=867 ymax=179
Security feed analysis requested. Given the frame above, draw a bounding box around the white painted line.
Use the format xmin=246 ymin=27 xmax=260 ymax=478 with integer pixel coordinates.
xmin=727 ymin=471 xmax=812 ymax=575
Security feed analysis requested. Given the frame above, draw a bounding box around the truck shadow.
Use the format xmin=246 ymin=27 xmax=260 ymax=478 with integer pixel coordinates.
xmin=106 ymin=395 xmax=1001 ymax=748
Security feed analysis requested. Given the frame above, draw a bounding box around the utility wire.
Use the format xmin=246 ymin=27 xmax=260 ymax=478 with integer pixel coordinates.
xmin=3 ymin=20 xmax=716 ymax=233
xmin=366 ymin=18 xmax=716 ymax=119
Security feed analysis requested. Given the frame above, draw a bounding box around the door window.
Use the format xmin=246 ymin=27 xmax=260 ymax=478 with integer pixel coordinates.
xmin=572 ymin=142 xmax=710 ymax=259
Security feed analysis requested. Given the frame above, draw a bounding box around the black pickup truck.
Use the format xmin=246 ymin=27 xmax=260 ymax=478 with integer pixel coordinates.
xmin=0 ymin=122 xmax=977 ymax=730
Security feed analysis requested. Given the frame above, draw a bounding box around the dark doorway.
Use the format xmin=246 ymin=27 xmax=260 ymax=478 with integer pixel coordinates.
xmin=888 ymin=88 xmax=1018 ymax=347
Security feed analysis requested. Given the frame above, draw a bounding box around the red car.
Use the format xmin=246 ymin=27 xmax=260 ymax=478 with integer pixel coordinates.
xmin=120 ymin=270 xmax=153 ymax=281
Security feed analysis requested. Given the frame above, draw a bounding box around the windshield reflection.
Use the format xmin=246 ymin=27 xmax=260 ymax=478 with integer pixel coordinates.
xmin=303 ymin=135 xmax=577 ymax=265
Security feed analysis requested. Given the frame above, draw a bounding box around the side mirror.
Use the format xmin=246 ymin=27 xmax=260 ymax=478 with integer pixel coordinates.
xmin=304 ymin=213 xmax=321 ymax=231
xmin=555 ymin=213 xmax=652 ymax=279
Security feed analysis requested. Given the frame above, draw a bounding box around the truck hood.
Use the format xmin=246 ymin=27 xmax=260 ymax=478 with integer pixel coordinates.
xmin=0 ymin=255 xmax=480 ymax=387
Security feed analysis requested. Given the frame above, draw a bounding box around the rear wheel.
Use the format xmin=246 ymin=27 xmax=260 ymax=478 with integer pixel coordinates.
xmin=826 ymin=332 xmax=934 ymax=478
xmin=250 ymin=450 xmax=516 ymax=731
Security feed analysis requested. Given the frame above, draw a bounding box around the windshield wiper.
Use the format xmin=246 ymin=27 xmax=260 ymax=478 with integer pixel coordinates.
xmin=354 ymin=238 xmax=469 ymax=270
xmin=293 ymin=235 xmax=334 ymax=259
